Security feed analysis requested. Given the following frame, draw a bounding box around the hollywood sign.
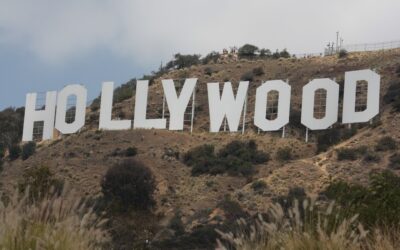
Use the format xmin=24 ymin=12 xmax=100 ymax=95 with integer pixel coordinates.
xmin=22 ymin=69 xmax=380 ymax=142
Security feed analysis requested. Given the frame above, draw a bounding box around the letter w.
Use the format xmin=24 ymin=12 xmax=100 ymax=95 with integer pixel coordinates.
xmin=207 ymin=82 xmax=248 ymax=132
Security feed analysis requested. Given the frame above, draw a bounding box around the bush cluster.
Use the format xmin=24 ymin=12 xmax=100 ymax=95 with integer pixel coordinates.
xmin=383 ymin=80 xmax=400 ymax=112
xmin=389 ymin=153 xmax=400 ymax=169
xmin=125 ymin=147 xmax=138 ymax=157
xmin=238 ymin=44 xmax=259 ymax=58
xmin=201 ymin=51 xmax=220 ymax=64
xmin=153 ymin=224 xmax=218 ymax=250
xmin=338 ymin=49 xmax=348 ymax=58
xmin=363 ymin=151 xmax=380 ymax=163
xmin=275 ymin=147 xmax=293 ymax=162
xmin=113 ymin=79 xmax=136 ymax=103
xmin=21 ymin=141 xmax=36 ymax=160
xmin=251 ymin=180 xmax=267 ymax=192
xmin=110 ymin=147 xmax=138 ymax=157
xmin=273 ymin=187 xmax=307 ymax=211
xmin=252 ymin=66 xmax=265 ymax=76
xmin=336 ymin=146 xmax=367 ymax=161
xmin=237 ymin=44 xmax=290 ymax=60
xmin=8 ymin=144 xmax=21 ymax=160
xmin=0 ymin=107 xmax=24 ymax=156
xmin=101 ymin=159 xmax=156 ymax=211
xmin=18 ymin=165 xmax=64 ymax=201
xmin=165 ymin=53 xmax=201 ymax=70
xmin=240 ymin=71 xmax=254 ymax=81
xmin=322 ymin=170 xmax=400 ymax=227
xmin=0 ymin=143 xmax=5 ymax=159
xmin=375 ymin=136 xmax=397 ymax=151
xmin=259 ymin=48 xmax=271 ymax=58
xmin=316 ymin=126 xmax=357 ymax=153
xmin=272 ymin=49 xmax=290 ymax=59
xmin=204 ymin=67 xmax=215 ymax=76
xmin=217 ymin=198 xmax=248 ymax=221
xmin=183 ymin=140 xmax=269 ymax=176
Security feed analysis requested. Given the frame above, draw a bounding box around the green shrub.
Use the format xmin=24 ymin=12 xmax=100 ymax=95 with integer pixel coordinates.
xmin=259 ymin=48 xmax=271 ymax=58
xmin=389 ymin=153 xmax=400 ymax=169
xmin=183 ymin=144 xmax=215 ymax=167
xmin=289 ymin=109 xmax=302 ymax=128
xmin=252 ymin=67 xmax=264 ymax=76
xmin=169 ymin=212 xmax=185 ymax=236
xmin=90 ymin=97 xmax=101 ymax=111
xmin=240 ymin=71 xmax=254 ymax=81
xmin=0 ymin=143 xmax=5 ymax=158
xmin=383 ymin=80 xmax=400 ymax=112
xmin=8 ymin=144 xmax=21 ymax=160
xmin=279 ymin=49 xmax=291 ymax=58
xmin=125 ymin=147 xmax=138 ymax=157
xmin=21 ymin=142 xmax=36 ymax=160
xmin=338 ymin=49 xmax=348 ymax=58
xmin=166 ymin=53 xmax=201 ymax=70
xmin=251 ymin=180 xmax=267 ymax=191
xmin=375 ymin=136 xmax=397 ymax=151
xmin=238 ymin=44 xmax=259 ymax=58
xmin=18 ymin=165 xmax=64 ymax=201
xmin=0 ymin=107 xmax=24 ymax=152
xmin=273 ymin=187 xmax=307 ymax=210
xmin=322 ymin=170 xmax=400 ymax=227
xmin=316 ymin=127 xmax=357 ymax=153
xmin=275 ymin=147 xmax=292 ymax=162
xmin=184 ymin=140 xmax=269 ymax=177
xmin=153 ymin=224 xmax=218 ymax=250
xmin=113 ymin=79 xmax=136 ymax=103
xmin=272 ymin=50 xmax=281 ymax=59
xmin=163 ymin=147 xmax=180 ymax=160
xmin=204 ymin=67 xmax=215 ymax=76
xmin=337 ymin=148 xmax=357 ymax=161
xmin=201 ymin=51 xmax=220 ymax=64
xmin=363 ymin=151 xmax=380 ymax=163
xmin=217 ymin=198 xmax=247 ymax=221
xmin=101 ymin=159 xmax=156 ymax=211
xmin=220 ymin=155 xmax=254 ymax=176
xmin=336 ymin=146 xmax=367 ymax=161
xmin=217 ymin=140 xmax=269 ymax=163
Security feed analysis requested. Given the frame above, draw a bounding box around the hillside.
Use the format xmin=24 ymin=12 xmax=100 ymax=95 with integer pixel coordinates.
xmin=1 ymin=48 xmax=400 ymax=249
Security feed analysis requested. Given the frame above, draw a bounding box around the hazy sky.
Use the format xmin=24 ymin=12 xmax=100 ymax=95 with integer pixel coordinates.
xmin=1 ymin=0 xmax=400 ymax=109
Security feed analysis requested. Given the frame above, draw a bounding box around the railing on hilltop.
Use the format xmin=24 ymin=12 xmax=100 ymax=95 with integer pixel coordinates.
xmin=342 ymin=40 xmax=400 ymax=53
xmin=293 ymin=40 xmax=400 ymax=58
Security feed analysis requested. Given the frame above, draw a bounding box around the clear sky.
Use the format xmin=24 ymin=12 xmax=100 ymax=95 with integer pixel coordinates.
xmin=1 ymin=0 xmax=400 ymax=109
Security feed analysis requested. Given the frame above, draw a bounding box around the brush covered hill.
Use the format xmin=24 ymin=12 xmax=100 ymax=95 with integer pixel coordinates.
xmin=1 ymin=48 xmax=400 ymax=249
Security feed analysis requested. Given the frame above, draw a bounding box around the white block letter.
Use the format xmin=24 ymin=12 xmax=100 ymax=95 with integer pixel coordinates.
xmin=99 ymin=82 xmax=132 ymax=130
xmin=254 ymin=80 xmax=291 ymax=131
xmin=55 ymin=84 xmax=87 ymax=134
xmin=342 ymin=69 xmax=380 ymax=124
xmin=22 ymin=91 xmax=57 ymax=141
xmin=133 ymin=80 xmax=166 ymax=129
xmin=162 ymin=78 xmax=197 ymax=130
xmin=207 ymin=81 xmax=249 ymax=132
xmin=301 ymin=79 xmax=339 ymax=130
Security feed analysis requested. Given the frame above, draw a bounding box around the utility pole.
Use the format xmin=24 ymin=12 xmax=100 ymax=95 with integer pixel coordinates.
xmin=336 ymin=31 xmax=339 ymax=53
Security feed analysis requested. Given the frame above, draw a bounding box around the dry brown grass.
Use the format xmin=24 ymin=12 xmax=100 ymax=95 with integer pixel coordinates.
xmin=216 ymin=199 xmax=400 ymax=250
xmin=0 ymin=187 xmax=108 ymax=250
